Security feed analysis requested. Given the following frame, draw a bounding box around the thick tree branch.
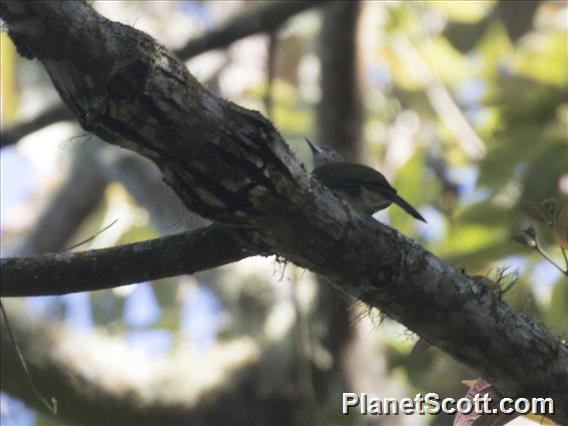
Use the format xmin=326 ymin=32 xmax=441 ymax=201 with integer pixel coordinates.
xmin=1 ymin=2 xmax=566 ymax=423
xmin=1 ymin=224 xmax=261 ymax=297
xmin=0 ymin=1 xmax=324 ymax=147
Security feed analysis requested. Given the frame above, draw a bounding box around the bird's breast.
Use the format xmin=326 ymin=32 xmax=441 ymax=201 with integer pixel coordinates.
xmin=329 ymin=185 xmax=392 ymax=214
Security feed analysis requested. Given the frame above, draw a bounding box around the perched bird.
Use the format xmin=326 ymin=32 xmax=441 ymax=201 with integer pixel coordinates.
xmin=306 ymin=138 xmax=426 ymax=222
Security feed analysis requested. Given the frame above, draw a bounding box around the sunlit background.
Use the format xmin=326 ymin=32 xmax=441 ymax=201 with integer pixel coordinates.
xmin=1 ymin=1 xmax=567 ymax=425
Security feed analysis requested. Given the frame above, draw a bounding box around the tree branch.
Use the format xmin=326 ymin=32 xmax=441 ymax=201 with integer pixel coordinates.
xmin=2 ymin=2 xmax=566 ymax=422
xmin=0 ymin=103 xmax=72 ymax=147
xmin=1 ymin=224 xmax=261 ymax=297
xmin=0 ymin=1 xmax=324 ymax=147
xmin=176 ymin=0 xmax=325 ymax=59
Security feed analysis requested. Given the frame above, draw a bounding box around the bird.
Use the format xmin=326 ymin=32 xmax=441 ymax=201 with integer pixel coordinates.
xmin=305 ymin=138 xmax=426 ymax=222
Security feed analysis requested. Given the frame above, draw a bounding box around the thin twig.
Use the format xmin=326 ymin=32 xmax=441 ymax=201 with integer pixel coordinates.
xmin=66 ymin=219 xmax=118 ymax=251
xmin=561 ymin=247 xmax=568 ymax=271
xmin=535 ymin=245 xmax=568 ymax=276
xmin=0 ymin=302 xmax=58 ymax=414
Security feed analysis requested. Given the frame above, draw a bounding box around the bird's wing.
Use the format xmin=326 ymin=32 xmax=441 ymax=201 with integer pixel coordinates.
xmin=313 ymin=163 xmax=392 ymax=187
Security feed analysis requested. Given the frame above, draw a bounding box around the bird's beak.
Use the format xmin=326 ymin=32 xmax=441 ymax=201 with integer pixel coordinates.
xmin=305 ymin=138 xmax=321 ymax=153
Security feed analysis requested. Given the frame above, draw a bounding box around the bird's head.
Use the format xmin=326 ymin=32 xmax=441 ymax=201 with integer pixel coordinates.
xmin=305 ymin=138 xmax=344 ymax=168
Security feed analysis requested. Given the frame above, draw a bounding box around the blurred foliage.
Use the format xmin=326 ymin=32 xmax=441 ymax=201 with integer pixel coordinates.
xmin=0 ymin=33 xmax=18 ymax=123
xmin=427 ymin=1 xmax=495 ymax=24
xmin=361 ymin=1 xmax=567 ymax=424
xmin=246 ymin=80 xmax=313 ymax=135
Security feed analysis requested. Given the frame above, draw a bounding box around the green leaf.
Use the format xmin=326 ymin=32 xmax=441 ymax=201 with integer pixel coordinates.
xmin=517 ymin=31 xmax=568 ymax=87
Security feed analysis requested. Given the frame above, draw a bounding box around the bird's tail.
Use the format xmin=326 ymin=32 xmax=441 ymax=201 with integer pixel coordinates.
xmin=392 ymin=193 xmax=427 ymax=222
